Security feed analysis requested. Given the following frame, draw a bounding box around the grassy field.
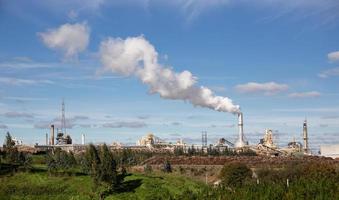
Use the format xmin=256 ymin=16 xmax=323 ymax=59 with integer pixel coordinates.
xmin=0 ymin=169 xmax=206 ymax=200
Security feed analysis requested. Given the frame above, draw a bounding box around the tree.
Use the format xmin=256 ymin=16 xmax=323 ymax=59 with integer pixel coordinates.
xmin=4 ymin=132 xmax=15 ymax=148
xmin=163 ymin=160 xmax=172 ymax=173
xmin=84 ymin=144 xmax=101 ymax=186
xmin=219 ymin=163 xmax=252 ymax=187
xmin=99 ymin=144 xmax=118 ymax=187
xmin=46 ymin=148 xmax=77 ymax=174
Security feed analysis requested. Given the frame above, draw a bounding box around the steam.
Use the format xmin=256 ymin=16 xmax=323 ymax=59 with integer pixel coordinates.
xmin=99 ymin=36 xmax=240 ymax=113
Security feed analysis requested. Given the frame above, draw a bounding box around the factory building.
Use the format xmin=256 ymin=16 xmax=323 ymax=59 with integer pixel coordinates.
xmin=320 ymin=144 xmax=339 ymax=158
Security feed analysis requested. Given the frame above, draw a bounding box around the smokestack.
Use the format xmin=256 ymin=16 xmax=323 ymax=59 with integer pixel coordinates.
xmin=50 ymin=124 xmax=55 ymax=145
xmin=46 ymin=133 xmax=48 ymax=145
xmin=81 ymin=133 xmax=85 ymax=145
xmin=303 ymin=119 xmax=309 ymax=154
xmin=235 ymin=112 xmax=247 ymax=148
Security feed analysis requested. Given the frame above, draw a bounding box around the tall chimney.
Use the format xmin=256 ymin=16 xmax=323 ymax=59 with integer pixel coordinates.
xmin=50 ymin=124 xmax=55 ymax=145
xmin=235 ymin=112 xmax=247 ymax=148
xmin=303 ymin=119 xmax=309 ymax=154
xmin=81 ymin=134 xmax=85 ymax=145
xmin=46 ymin=133 xmax=48 ymax=145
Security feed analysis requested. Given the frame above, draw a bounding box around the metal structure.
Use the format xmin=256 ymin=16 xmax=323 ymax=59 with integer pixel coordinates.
xmin=235 ymin=112 xmax=247 ymax=148
xmin=50 ymin=124 xmax=55 ymax=145
xmin=201 ymin=131 xmax=207 ymax=147
xmin=303 ymin=119 xmax=309 ymax=154
xmin=61 ymin=99 xmax=66 ymax=135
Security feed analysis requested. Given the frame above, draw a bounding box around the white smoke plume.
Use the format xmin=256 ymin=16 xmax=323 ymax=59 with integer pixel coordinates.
xmin=99 ymin=36 xmax=240 ymax=113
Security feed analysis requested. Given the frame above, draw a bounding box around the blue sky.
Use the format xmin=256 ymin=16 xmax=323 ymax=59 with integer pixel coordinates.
xmin=0 ymin=0 xmax=338 ymax=151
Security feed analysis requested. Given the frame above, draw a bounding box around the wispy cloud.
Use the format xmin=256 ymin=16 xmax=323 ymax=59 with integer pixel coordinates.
xmin=4 ymin=96 xmax=48 ymax=102
xmin=102 ymin=121 xmax=147 ymax=128
xmin=137 ymin=115 xmax=150 ymax=120
xmin=34 ymin=115 xmax=89 ymax=129
xmin=273 ymin=107 xmax=339 ymax=113
xmin=322 ymin=115 xmax=339 ymax=119
xmin=3 ymin=111 xmax=34 ymax=118
xmin=0 ymin=77 xmax=54 ymax=86
xmin=318 ymin=67 xmax=339 ymax=78
xmin=171 ymin=122 xmax=182 ymax=126
xmin=0 ymin=124 xmax=8 ymax=129
xmin=235 ymin=82 xmax=288 ymax=95
xmin=0 ymin=60 xmax=57 ymax=69
xmin=288 ymin=91 xmax=321 ymax=98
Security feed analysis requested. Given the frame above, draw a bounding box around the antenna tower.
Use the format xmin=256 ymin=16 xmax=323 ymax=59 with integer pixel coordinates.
xmin=61 ymin=99 xmax=66 ymax=134
xmin=202 ymin=131 xmax=207 ymax=147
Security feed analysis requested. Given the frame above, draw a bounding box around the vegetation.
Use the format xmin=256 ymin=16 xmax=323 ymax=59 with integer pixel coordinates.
xmin=174 ymin=145 xmax=257 ymax=156
xmin=1 ymin=135 xmax=338 ymax=199
xmin=219 ymin=162 xmax=252 ymax=187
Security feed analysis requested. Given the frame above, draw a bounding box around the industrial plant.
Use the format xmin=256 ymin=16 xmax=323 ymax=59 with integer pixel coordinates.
xmin=24 ymin=100 xmax=332 ymax=158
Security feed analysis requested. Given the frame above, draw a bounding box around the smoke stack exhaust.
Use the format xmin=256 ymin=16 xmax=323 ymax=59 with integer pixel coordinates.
xmin=235 ymin=112 xmax=247 ymax=148
xmin=50 ymin=124 xmax=55 ymax=145
xmin=98 ymin=36 xmax=240 ymax=114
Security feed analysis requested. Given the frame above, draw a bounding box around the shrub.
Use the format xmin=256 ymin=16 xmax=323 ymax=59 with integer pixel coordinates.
xmin=219 ymin=162 xmax=252 ymax=187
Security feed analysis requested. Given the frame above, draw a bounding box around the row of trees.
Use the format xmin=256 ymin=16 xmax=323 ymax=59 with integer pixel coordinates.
xmin=174 ymin=145 xmax=257 ymax=156
xmin=1 ymin=132 xmax=32 ymax=172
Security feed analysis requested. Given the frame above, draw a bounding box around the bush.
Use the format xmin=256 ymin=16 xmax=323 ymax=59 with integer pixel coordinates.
xmin=144 ymin=164 xmax=152 ymax=174
xmin=163 ymin=160 xmax=172 ymax=173
xmin=219 ymin=162 xmax=252 ymax=187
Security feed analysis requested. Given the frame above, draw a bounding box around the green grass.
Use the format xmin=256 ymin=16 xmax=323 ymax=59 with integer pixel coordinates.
xmin=108 ymin=173 xmax=206 ymax=200
xmin=0 ymin=171 xmax=206 ymax=200
xmin=0 ymin=172 xmax=94 ymax=200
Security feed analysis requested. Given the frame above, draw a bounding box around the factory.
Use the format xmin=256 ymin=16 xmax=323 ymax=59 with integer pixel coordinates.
xmin=30 ymin=100 xmax=324 ymax=157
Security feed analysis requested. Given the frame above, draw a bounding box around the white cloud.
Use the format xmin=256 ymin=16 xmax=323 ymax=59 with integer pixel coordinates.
xmin=318 ymin=67 xmax=339 ymax=78
xmin=235 ymin=82 xmax=288 ymax=95
xmin=288 ymin=91 xmax=321 ymax=98
xmin=327 ymin=51 xmax=339 ymax=62
xmin=0 ymin=77 xmax=53 ymax=86
xmin=39 ymin=22 xmax=90 ymax=59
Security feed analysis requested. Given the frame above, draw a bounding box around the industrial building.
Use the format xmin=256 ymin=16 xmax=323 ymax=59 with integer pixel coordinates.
xmin=320 ymin=144 xmax=339 ymax=158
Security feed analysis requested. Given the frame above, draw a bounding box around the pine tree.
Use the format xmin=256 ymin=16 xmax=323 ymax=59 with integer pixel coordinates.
xmin=4 ymin=132 xmax=15 ymax=148
xmin=99 ymin=144 xmax=117 ymax=186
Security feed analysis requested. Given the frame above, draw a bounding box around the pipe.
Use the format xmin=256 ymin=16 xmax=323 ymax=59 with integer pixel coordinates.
xmin=50 ymin=124 xmax=55 ymax=145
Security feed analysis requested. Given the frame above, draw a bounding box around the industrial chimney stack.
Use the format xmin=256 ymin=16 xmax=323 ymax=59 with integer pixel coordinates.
xmin=50 ymin=124 xmax=55 ymax=145
xmin=303 ymin=120 xmax=309 ymax=154
xmin=235 ymin=112 xmax=247 ymax=148
xmin=81 ymin=134 xmax=85 ymax=145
